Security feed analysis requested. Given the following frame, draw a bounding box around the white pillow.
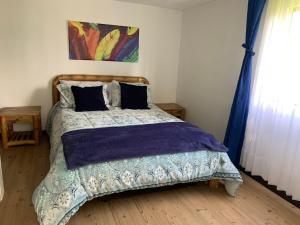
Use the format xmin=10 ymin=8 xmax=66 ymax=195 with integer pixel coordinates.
xmin=57 ymin=80 xmax=110 ymax=108
xmin=110 ymin=80 xmax=152 ymax=107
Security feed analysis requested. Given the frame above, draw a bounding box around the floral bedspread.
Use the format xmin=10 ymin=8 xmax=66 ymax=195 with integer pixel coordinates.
xmin=32 ymin=104 xmax=242 ymax=225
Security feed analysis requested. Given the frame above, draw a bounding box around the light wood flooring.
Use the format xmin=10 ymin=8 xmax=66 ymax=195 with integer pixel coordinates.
xmin=0 ymin=135 xmax=300 ymax=225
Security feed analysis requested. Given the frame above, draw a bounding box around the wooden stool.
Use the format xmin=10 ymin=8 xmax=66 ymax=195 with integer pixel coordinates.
xmin=0 ymin=106 xmax=41 ymax=149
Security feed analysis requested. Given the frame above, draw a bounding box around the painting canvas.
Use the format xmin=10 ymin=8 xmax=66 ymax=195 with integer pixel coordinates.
xmin=68 ymin=21 xmax=139 ymax=62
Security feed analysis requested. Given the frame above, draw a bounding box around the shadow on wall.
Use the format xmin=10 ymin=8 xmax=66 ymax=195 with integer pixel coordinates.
xmin=28 ymin=86 xmax=51 ymax=130
xmin=12 ymin=85 xmax=50 ymax=132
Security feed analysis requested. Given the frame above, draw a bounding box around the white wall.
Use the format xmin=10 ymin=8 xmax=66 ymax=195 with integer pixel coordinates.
xmin=176 ymin=0 xmax=247 ymax=140
xmin=0 ymin=0 xmax=182 ymax=128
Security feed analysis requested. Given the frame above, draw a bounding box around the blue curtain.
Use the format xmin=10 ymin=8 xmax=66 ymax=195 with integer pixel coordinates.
xmin=224 ymin=0 xmax=266 ymax=166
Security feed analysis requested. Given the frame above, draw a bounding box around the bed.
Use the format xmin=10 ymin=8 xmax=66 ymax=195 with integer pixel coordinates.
xmin=32 ymin=74 xmax=242 ymax=225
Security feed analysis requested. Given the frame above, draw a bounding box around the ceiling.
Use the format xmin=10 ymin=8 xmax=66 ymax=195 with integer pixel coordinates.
xmin=116 ymin=0 xmax=213 ymax=10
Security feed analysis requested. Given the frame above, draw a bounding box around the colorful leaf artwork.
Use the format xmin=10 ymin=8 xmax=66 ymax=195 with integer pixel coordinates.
xmin=68 ymin=21 xmax=139 ymax=62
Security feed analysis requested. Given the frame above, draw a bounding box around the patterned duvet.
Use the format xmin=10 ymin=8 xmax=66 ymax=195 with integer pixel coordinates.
xmin=32 ymin=104 xmax=242 ymax=225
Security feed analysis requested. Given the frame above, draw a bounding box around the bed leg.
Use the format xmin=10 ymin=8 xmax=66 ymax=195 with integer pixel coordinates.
xmin=209 ymin=179 xmax=220 ymax=189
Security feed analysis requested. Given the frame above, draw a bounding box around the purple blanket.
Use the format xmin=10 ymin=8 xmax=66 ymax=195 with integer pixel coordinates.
xmin=62 ymin=122 xmax=228 ymax=170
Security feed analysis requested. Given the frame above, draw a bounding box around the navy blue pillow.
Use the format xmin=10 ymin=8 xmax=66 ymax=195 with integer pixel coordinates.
xmin=71 ymin=86 xmax=108 ymax=112
xmin=120 ymin=83 xmax=149 ymax=109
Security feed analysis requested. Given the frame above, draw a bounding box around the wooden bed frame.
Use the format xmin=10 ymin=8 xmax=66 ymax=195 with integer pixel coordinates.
xmin=52 ymin=74 xmax=149 ymax=106
xmin=52 ymin=74 xmax=220 ymax=188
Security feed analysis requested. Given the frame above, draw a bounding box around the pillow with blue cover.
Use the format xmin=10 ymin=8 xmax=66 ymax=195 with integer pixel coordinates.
xmin=56 ymin=80 xmax=110 ymax=108
xmin=71 ymin=86 xmax=108 ymax=112
xmin=120 ymin=82 xmax=149 ymax=110
xmin=110 ymin=80 xmax=152 ymax=108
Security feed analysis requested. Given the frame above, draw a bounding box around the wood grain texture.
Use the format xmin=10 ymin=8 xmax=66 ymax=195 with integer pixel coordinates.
xmin=208 ymin=179 xmax=220 ymax=189
xmin=0 ymin=106 xmax=41 ymax=117
xmin=156 ymin=103 xmax=185 ymax=120
xmin=0 ymin=158 xmax=3 ymax=201
xmin=52 ymin=74 xmax=149 ymax=105
xmin=0 ymin=135 xmax=300 ymax=225
xmin=0 ymin=106 xmax=41 ymax=149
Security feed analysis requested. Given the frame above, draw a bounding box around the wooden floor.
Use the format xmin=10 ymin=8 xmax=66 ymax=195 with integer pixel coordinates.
xmin=0 ymin=136 xmax=300 ymax=225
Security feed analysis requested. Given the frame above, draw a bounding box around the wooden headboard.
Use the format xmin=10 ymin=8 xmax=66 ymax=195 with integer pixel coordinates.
xmin=52 ymin=74 xmax=149 ymax=105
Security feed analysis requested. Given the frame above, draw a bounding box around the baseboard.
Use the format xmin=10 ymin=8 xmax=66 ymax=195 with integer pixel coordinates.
xmin=240 ymin=167 xmax=300 ymax=208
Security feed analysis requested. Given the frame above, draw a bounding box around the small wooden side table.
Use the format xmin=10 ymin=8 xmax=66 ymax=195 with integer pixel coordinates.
xmin=0 ymin=106 xmax=41 ymax=149
xmin=156 ymin=103 xmax=185 ymax=120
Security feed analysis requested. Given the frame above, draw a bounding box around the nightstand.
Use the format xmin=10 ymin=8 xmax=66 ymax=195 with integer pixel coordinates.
xmin=0 ymin=106 xmax=41 ymax=149
xmin=156 ymin=103 xmax=185 ymax=120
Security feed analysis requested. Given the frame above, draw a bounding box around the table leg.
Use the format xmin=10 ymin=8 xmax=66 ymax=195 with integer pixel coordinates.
xmin=33 ymin=115 xmax=41 ymax=146
xmin=1 ymin=117 xmax=9 ymax=149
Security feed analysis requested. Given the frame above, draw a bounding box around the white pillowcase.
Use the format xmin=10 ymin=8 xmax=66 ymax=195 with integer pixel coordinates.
xmin=110 ymin=80 xmax=152 ymax=107
xmin=57 ymin=80 xmax=110 ymax=108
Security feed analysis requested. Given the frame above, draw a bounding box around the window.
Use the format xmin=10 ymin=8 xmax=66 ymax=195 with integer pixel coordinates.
xmin=253 ymin=3 xmax=300 ymax=114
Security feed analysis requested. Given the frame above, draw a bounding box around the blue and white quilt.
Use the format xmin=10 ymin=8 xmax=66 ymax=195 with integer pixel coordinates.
xmin=32 ymin=104 xmax=242 ymax=225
